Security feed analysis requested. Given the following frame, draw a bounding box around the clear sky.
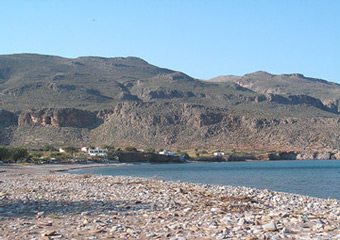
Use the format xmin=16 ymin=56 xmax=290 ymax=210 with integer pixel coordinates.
xmin=1 ymin=0 xmax=339 ymax=82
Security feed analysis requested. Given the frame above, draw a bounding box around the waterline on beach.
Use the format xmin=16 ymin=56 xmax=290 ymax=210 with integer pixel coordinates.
xmin=69 ymin=160 xmax=340 ymax=199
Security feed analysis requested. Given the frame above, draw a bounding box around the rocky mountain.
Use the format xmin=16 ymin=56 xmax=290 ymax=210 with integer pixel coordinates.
xmin=0 ymin=54 xmax=340 ymax=153
xmin=209 ymin=71 xmax=340 ymax=112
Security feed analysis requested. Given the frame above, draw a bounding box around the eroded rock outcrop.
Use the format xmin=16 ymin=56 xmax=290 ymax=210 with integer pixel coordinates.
xmin=241 ymin=94 xmax=338 ymax=113
xmin=1 ymin=102 xmax=340 ymax=153
xmin=18 ymin=108 xmax=99 ymax=128
xmin=91 ymin=102 xmax=340 ymax=152
xmin=141 ymin=89 xmax=196 ymax=100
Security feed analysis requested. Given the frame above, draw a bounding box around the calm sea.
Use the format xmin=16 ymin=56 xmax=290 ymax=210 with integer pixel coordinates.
xmin=69 ymin=160 xmax=340 ymax=199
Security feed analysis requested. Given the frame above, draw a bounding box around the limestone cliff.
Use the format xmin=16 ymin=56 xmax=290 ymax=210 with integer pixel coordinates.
xmin=18 ymin=108 xmax=100 ymax=128
xmin=0 ymin=54 xmax=340 ymax=154
xmin=0 ymin=103 xmax=339 ymax=154
xmin=91 ymin=102 xmax=340 ymax=152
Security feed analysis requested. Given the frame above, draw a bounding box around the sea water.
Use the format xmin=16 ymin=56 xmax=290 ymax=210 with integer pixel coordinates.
xmin=69 ymin=160 xmax=340 ymax=199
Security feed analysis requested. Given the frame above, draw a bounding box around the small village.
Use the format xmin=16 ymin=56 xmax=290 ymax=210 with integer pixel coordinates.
xmin=1 ymin=144 xmax=339 ymax=165
xmin=0 ymin=144 xmax=236 ymax=165
xmin=51 ymin=147 xmax=191 ymax=164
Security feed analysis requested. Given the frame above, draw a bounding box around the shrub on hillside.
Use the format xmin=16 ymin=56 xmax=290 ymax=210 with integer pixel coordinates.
xmin=102 ymin=145 xmax=115 ymax=151
xmin=146 ymin=148 xmax=156 ymax=154
xmin=40 ymin=145 xmax=57 ymax=152
xmin=125 ymin=147 xmax=137 ymax=152
xmin=63 ymin=146 xmax=79 ymax=154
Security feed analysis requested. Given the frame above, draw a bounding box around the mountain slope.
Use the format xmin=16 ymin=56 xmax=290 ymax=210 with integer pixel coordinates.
xmin=0 ymin=54 xmax=175 ymax=111
xmin=0 ymin=54 xmax=340 ymax=152
xmin=209 ymin=71 xmax=340 ymax=111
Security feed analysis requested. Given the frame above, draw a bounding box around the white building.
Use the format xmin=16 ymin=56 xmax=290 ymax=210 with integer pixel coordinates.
xmin=88 ymin=147 xmax=108 ymax=157
xmin=213 ymin=152 xmax=227 ymax=156
xmin=81 ymin=147 xmax=88 ymax=152
xmin=159 ymin=150 xmax=175 ymax=156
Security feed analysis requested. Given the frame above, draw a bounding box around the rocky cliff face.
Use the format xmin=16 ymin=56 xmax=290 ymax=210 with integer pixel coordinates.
xmin=18 ymin=108 xmax=100 ymax=128
xmin=91 ymin=102 xmax=340 ymax=152
xmin=0 ymin=102 xmax=339 ymax=153
xmin=209 ymin=71 xmax=340 ymax=111
xmin=0 ymin=108 xmax=97 ymax=147
xmin=242 ymin=94 xmax=338 ymax=113
xmin=0 ymin=54 xmax=340 ymax=153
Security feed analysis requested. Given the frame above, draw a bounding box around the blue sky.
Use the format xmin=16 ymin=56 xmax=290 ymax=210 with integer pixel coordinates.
xmin=1 ymin=0 xmax=339 ymax=82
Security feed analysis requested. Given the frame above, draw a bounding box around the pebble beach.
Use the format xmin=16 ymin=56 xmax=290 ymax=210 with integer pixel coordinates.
xmin=0 ymin=165 xmax=340 ymax=240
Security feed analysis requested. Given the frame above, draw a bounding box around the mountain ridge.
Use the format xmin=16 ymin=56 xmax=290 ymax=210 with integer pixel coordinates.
xmin=0 ymin=53 xmax=339 ymax=152
xmin=209 ymin=71 xmax=340 ymax=100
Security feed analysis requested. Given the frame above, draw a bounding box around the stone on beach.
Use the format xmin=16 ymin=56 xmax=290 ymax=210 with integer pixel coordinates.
xmin=262 ymin=221 xmax=277 ymax=231
xmin=0 ymin=164 xmax=339 ymax=240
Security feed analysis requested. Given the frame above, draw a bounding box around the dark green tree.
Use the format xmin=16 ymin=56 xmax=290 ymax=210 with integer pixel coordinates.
xmin=125 ymin=146 xmax=137 ymax=152
xmin=0 ymin=146 xmax=10 ymax=162
xmin=182 ymin=153 xmax=190 ymax=160
xmin=10 ymin=148 xmax=29 ymax=161
xmin=102 ymin=145 xmax=115 ymax=151
xmin=145 ymin=148 xmax=156 ymax=154
xmin=63 ymin=146 xmax=78 ymax=155
xmin=40 ymin=145 xmax=57 ymax=152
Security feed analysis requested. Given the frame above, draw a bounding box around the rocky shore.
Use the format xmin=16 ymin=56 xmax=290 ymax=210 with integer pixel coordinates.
xmin=0 ymin=165 xmax=340 ymax=239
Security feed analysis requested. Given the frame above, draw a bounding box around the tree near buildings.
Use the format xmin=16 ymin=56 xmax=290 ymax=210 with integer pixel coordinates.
xmin=10 ymin=148 xmax=29 ymax=161
xmin=40 ymin=145 xmax=57 ymax=152
xmin=0 ymin=146 xmax=28 ymax=162
xmin=0 ymin=146 xmax=10 ymax=161
xmin=63 ymin=146 xmax=78 ymax=155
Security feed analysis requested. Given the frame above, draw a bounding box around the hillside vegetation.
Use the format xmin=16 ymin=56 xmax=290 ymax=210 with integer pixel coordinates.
xmin=0 ymin=54 xmax=339 ymax=152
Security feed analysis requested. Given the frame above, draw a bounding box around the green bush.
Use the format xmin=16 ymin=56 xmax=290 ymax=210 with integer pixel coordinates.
xmin=177 ymin=151 xmax=190 ymax=160
xmin=10 ymin=148 xmax=29 ymax=161
xmin=50 ymin=153 xmax=69 ymax=162
xmin=102 ymin=145 xmax=115 ymax=151
xmin=125 ymin=146 xmax=137 ymax=152
xmin=49 ymin=152 xmax=64 ymax=158
xmin=0 ymin=146 xmax=28 ymax=162
xmin=182 ymin=153 xmax=190 ymax=160
xmin=32 ymin=158 xmax=42 ymax=164
xmin=107 ymin=151 xmax=118 ymax=160
xmin=0 ymin=146 xmax=10 ymax=161
xmin=40 ymin=145 xmax=57 ymax=152
xmin=146 ymin=148 xmax=156 ymax=153
xmin=63 ymin=146 xmax=79 ymax=154
xmin=31 ymin=152 xmax=43 ymax=158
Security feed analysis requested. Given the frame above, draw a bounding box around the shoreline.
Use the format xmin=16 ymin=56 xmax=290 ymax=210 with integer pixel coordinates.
xmin=1 ymin=158 xmax=337 ymax=174
xmin=0 ymin=163 xmax=125 ymax=175
xmin=1 ymin=165 xmax=340 ymax=239
xmin=65 ymin=160 xmax=340 ymax=200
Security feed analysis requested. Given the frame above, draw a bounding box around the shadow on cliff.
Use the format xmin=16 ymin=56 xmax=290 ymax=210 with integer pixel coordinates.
xmin=87 ymin=118 xmax=104 ymax=130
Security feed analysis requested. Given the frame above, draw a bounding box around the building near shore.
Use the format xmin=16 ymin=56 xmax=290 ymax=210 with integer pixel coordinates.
xmin=213 ymin=152 xmax=227 ymax=156
xmin=159 ymin=150 xmax=175 ymax=156
xmin=81 ymin=147 xmax=88 ymax=152
xmin=88 ymin=147 xmax=108 ymax=157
